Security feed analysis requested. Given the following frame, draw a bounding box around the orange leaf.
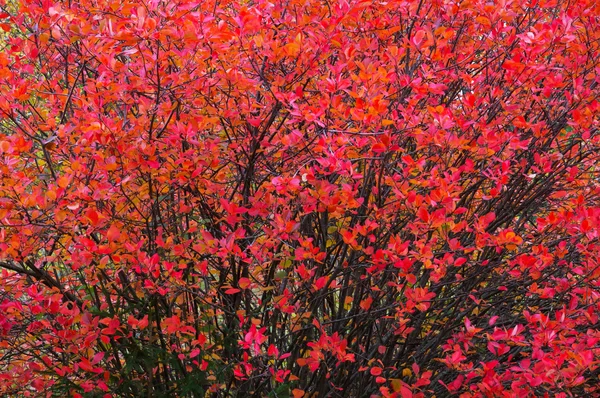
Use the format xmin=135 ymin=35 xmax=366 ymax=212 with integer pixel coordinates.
xmin=360 ymin=297 xmax=373 ymax=311
xmin=107 ymin=225 xmax=120 ymax=242
xmin=292 ymin=389 xmax=305 ymax=398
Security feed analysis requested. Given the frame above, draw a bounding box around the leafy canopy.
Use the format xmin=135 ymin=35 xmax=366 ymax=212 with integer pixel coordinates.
xmin=0 ymin=0 xmax=599 ymax=396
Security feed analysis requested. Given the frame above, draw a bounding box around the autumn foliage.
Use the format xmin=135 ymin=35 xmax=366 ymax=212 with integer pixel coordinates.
xmin=0 ymin=0 xmax=599 ymax=396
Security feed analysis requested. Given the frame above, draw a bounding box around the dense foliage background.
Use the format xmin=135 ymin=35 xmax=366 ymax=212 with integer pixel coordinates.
xmin=0 ymin=0 xmax=599 ymax=396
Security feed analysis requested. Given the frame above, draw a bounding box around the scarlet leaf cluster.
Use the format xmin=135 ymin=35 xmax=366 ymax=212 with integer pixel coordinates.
xmin=0 ymin=0 xmax=599 ymax=396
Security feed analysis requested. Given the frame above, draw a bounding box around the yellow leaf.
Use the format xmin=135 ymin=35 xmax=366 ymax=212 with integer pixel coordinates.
xmin=390 ymin=379 xmax=402 ymax=392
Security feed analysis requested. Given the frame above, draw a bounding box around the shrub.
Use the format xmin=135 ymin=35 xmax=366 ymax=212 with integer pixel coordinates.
xmin=0 ymin=0 xmax=599 ymax=396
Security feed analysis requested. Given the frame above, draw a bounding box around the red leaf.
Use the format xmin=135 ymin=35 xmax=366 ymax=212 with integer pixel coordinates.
xmin=454 ymin=257 xmax=467 ymax=267
xmin=417 ymin=207 xmax=430 ymax=223
xmin=372 ymin=142 xmax=387 ymax=153
xmin=238 ymin=277 xmax=251 ymax=289
xmin=371 ymin=366 xmax=383 ymax=376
